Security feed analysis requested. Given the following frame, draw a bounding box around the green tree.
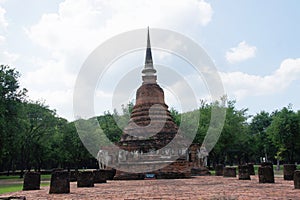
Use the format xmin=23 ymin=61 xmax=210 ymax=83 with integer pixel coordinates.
xmin=170 ymin=107 xmax=181 ymax=126
xmin=209 ymin=100 xmax=249 ymax=166
xmin=18 ymin=101 xmax=59 ymax=176
xmin=0 ymin=65 xmax=26 ymax=173
xmin=267 ymin=107 xmax=300 ymax=163
xmin=249 ymin=111 xmax=275 ymax=162
xmin=97 ymin=112 xmax=122 ymax=143
xmin=61 ymin=122 xmax=95 ymax=170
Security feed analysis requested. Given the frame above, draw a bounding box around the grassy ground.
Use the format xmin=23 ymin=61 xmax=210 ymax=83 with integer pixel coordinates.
xmin=0 ymin=175 xmax=50 ymax=195
xmin=0 ymin=182 xmax=49 ymax=195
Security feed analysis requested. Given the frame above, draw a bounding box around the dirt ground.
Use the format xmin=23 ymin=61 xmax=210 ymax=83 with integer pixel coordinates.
xmin=1 ymin=175 xmax=300 ymax=200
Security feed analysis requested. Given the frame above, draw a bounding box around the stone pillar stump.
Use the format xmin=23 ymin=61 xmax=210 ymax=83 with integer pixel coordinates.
xmin=215 ymin=164 xmax=223 ymax=176
xmin=293 ymin=170 xmax=300 ymax=189
xmin=223 ymin=167 xmax=236 ymax=177
xmin=23 ymin=172 xmax=40 ymax=191
xmin=49 ymin=171 xmax=70 ymax=194
xmin=258 ymin=166 xmax=274 ymax=183
xmin=77 ymin=171 xmax=94 ymax=187
xmin=247 ymin=163 xmax=255 ymax=175
xmin=99 ymin=169 xmax=116 ymax=180
xmin=106 ymin=168 xmax=116 ymax=180
xmin=238 ymin=165 xmax=251 ymax=180
xmin=283 ymin=164 xmax=296 ymax=180
xmin=93 ymin=170 xmax=107 ymax=183
xmin=69 ymin=170 xmax=78 ymax=182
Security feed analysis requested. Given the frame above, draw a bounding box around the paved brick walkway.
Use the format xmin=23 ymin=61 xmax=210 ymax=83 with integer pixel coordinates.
xmin=1 ymin=176 xmax=300 ymax=199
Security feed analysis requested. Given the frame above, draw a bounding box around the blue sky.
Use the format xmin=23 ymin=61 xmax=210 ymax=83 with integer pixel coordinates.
xmin=0 ymin=0 xmax=299 ymax=120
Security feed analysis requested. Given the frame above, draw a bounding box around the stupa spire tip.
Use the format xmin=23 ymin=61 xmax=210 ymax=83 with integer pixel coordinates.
xmin=142 ymin=27 xmax=157 ymax=84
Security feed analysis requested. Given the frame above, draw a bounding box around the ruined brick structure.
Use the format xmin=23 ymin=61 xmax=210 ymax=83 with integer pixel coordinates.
xmin=98 ymin=28 xmax=209 ymax=179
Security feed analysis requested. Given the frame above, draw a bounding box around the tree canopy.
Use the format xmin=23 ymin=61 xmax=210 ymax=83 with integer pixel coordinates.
xmin=1 ymin=64 xmax=300 ymax=173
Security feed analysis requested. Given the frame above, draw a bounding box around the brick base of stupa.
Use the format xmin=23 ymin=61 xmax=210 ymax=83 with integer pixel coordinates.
xmin=114 ymin=159 xmax=192 ymax=180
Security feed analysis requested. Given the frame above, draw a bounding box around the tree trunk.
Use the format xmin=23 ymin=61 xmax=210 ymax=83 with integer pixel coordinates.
xmin=276 ymin=159 xmax=280 ymax=171
xmin=20 ymin=147 xmax=25 ymax=178
xmin=20 ymin=168 xmax=24 ymax=178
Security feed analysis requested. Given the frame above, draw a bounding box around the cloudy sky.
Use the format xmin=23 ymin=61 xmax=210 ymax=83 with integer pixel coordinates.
xmin=0 ymin=0 xmax=299 ymax=121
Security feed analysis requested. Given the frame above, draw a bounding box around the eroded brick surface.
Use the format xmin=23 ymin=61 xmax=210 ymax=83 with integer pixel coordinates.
xmin=2 ymin=176 xmax=300 ymax=199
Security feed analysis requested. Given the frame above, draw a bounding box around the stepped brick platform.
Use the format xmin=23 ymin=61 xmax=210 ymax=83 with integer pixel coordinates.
xmin=2 ymin=176 xmax=300 ymax=199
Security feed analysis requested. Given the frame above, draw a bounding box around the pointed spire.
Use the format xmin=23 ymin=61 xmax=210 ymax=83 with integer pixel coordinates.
xmin=142 ymin=27 xmax=157 ymax=84
xmin=145 ymin=27 xmax=153 ymax=66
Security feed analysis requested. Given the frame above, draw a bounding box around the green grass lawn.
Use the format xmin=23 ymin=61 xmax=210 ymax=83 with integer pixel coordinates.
xmin=0 ymin=175 xmax=22 ymax=180
xmin=0 ymin=182 xmax=49 ymax=195
xmin=0 ymin=184 xmax=23 ymax=194
xmin=0 ymin=174 xmax=51 ymax=195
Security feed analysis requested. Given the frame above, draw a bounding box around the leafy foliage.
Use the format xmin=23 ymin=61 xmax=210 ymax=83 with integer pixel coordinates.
xmin=267 ymin=107 xmax=300 ymax=163
xmin=1 ymin=65 xmax=300 ymax=173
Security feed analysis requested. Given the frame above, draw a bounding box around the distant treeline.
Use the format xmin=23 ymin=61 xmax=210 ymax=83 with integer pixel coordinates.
xmin=1 ymin=65 xmax=300 ymax=176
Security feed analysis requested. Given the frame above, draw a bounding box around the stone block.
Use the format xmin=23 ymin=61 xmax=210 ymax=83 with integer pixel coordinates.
xmin=215 ymin=164 xmax=223 ymax=176
xmin=49 ymin=171 xmax=70 ymax=194
xmin=77 ymin=171 xmax=94 ymax=187
xmin=258 ymin=166 xmax=274 ymax=183
xmin=238 ymin=165 xmax=251 ymax=180
xmin=247 ymin=163 xmax=255 ymax=175
xmin=69 ymin=170 xmax=78 ymax=182
xmin=223 ymin=167 xmax=236 ymax=177
xmin=23 ymin=172 xmax=40 ymax=191
xmin=93 ymin=170 xmax=107 ymax=183
xmin=283 ymin=164 xmax=296 ymax=180
xmin=99 ymin=169 xmax=116 ymax=180
xmin=293 ymin=170 xmax=300 ymax=189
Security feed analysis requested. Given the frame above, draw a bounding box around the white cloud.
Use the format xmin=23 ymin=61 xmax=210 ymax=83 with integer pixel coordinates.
xmin=28 ymin=89 xmax=74 ymax=119
xmin=20 ymin=58 xmax=77 ymax=120
xmin=225 ymin=41 xmax=257 ymax=64
xmin=22 ymin=59 xmax=75 ymax=89
xmin=22 ymin=0 xmax=213 ymax=120
xmin=0 ymin=51 xmax=19 ymax=65
xmin=221 ymin=58 xmax=300 ymax=100
xmin=0 ymin=6 xmax=8 ymax=29
xmin=0 ymin=34 xmax=5 ymax=44
xmin=26 ymin=0 xmax=213 ymax=52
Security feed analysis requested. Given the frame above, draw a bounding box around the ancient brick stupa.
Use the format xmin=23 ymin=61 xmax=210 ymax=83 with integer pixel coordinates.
xmin=112 ymin=28 xmax=194 ymax=180
xmin=98 ymin=28 xmax=209 ymax=180
xmin=118 ymin=29 xmax=180 ymax=152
